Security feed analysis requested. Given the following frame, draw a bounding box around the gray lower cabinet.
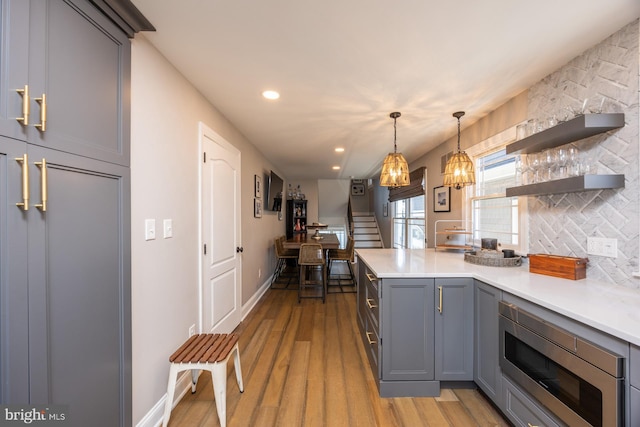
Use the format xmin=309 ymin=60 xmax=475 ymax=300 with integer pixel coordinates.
xmin=0 ymin=0 xmax=131 ymax=166
xmin=630 ymin=344 xmax=640 ymax=425
xmin=0 ymin=1 xmax=132 ymax=425
xmin=357 ymin=259 xmax=475 ymax=396
xmin=434 ymin=278 xmax=474 ymax=381
xmin=502 ymin=376 xmax=561 ymax=427
xmin=473 ymin=279 xmax=502 ymax=403
xmin=381 ymin=278 xmax=435 ymax=385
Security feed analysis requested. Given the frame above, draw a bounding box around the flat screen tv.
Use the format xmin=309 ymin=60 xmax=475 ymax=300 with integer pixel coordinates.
xmin=266 ymin=170 xmax=284 ymax=211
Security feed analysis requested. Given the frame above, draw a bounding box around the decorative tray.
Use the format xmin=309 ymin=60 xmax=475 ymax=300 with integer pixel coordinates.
xmin=464 ymin=251 xmax=522 ymax=267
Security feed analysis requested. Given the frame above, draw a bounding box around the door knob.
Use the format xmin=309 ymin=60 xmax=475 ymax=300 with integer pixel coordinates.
xmin=236 ymin=247 xmax=244 ymax=253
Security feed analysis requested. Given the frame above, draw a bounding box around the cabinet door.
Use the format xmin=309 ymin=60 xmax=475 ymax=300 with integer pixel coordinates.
xmin=0 ymin=0 xmax=30 ymax=140
xmin=381 ymin=279 xmax=434 ymax=381
xmin=0 ymin=136 xmax=29 ymax=403
xmin=434 ymin=278 xmax=473 ymax=381
xmin=630 ymin=386 xmax=640 ymax=427
xmin=27 ymin=0 xmax=131 ymax=165
xmin=474 ymin=280 xmax=502 ymax=403
xmin=27 ymin=145 xmax=131 ymax=426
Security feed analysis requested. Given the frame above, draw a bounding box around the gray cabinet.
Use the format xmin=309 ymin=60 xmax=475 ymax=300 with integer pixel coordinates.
xmin=0 ymin=1 xmax=132 ymax=426
xmin=630 ymin=344 xmax=640 ymax=426
xmin=474 ymin=279 xmax=502 ymax=403
xmin=502 ymin=376 xmax=561 ymax=427
xmin=0 ymin=0 xmax=30 ymax=140
xmin=0 ymin=0 xmax=131 ymax=166
xmin=381 ymin=278 xmax=435 ymax=383
xmin=434 ymin=278 xmax=473 ymax=381
xmin=357 ymin=262 xmax=380 ymax=376
xmin=357 ymin=260 xmax=475 ymax=397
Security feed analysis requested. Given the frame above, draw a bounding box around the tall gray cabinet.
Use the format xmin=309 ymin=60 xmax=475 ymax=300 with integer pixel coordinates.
xmin=0 ymin=1 xmax=145 ymax=426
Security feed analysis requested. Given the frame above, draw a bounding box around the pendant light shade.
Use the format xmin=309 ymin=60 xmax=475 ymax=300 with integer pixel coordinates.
xmin=380 ymin=112 xmax=410 ymax=187
xmin=443 ymin=111 xmax=475 ymax=190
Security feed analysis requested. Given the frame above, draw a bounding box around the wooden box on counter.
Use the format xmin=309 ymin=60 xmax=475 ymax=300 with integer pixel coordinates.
xmin=528 ymin=254 xmax=588 ymax=280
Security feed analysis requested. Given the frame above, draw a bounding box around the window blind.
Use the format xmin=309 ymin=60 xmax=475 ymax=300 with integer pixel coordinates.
xmin=388 ymin=167 xmax=425 ymax=202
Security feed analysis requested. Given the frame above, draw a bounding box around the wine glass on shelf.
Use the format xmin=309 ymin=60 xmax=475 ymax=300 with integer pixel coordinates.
xmin=541 ymin=150 xmax=555 ymax=182
xmin=514 ymin=155 xmax=526 ymax=186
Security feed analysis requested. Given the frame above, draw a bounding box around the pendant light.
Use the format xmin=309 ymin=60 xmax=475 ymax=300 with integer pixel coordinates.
xmin=380 ymin=112 xmax=410 ymax=187
xmin=443 ymin=111 xmax=475 ymax=190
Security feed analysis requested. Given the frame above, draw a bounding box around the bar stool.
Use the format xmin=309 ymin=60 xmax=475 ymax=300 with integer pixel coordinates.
xmin=298 ymin=243 xmax=326 ymax=303
xmin=163 ymin=333 xmax=243 ymax=427
xmin=327 ymin=236 xmax=356 ymax=290
xmin=271 ymin=235 xmax=298 ymax=288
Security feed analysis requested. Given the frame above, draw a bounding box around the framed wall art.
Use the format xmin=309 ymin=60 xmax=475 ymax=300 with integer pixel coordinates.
xmin=254 ymin=174 xmax=262 ymax=198
xmin=433 ymin=186 xmax=450 ymax=212
xmin=254 ymin=198 xmax=262 ymax=218
xmin=351 ymin=183 xmax=365 ymax=196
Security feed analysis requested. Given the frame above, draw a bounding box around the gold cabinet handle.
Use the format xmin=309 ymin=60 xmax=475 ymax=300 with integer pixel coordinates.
xmin=527 ymin=424 xmax=539 ymax=427
xmin=437 ymin=286 xmax=443 ymax=313
xmin=16 ymin=85 xmax=30 ymax=125
xmin=366 ymin=298 xmax=377 ymax=309
xmin=34 ymin=159 xmax=47 ymax=212
xmin=34 ymin=93 xmax=46 ymax=132
xmin=14 ymin=154 xmax=29 ymax=210
xmin=365 ymin=273 xmax=378 ymax=283
xmin=365 ymin=332 xmax=377 ymax=345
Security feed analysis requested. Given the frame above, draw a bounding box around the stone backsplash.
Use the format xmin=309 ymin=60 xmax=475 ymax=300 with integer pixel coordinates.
xmin=527 ymin=19 xmax=639 ymax=288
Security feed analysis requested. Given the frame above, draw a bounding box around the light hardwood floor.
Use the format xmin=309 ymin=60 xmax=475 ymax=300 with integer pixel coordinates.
xmin=165 ymin=281 xmax=510 ymax=426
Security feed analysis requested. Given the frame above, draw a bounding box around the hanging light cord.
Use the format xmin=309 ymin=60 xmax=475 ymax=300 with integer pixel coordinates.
xmin=393 ymin=116 xmax=398 ymax=153
xmin=456 ymin=116 xmax=461 ymax=151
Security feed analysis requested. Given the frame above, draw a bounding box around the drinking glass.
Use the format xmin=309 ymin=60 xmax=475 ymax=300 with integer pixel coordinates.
xmin=571 ymin=99 xmax=589 ymax=117
xmin=568 ymin=147 xmax=580 ymax=176
xmin=556 ymin=147 xmax=568 ymax=178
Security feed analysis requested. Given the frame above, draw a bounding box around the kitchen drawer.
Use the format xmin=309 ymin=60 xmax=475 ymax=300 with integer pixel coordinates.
xmin=502 ymin=376 xmax=562 ymax=427
xmin=365 ymin=276 xmax=380 ymax=330
xmin=361 ymin=312 xmax=379 ymax=375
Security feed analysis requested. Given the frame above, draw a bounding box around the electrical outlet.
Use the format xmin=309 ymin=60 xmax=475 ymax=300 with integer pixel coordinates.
xmin=189 ymin=324 xmax=196 ymax=337
xmin=587 ymin=237 xmax=617 ymax=258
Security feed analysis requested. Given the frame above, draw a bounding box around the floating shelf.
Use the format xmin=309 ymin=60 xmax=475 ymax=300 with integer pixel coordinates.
xmin=505 ymin=174 xmax=624 ymax=197
xmin=505 ymin=113 xmax=625 ymax=155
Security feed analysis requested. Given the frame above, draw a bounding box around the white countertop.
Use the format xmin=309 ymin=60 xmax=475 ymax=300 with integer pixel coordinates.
xmin=355 ymin=248 xmax=640 ymax=346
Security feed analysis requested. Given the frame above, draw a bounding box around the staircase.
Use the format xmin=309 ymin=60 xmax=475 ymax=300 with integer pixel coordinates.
xmin=351 ymin=212 xmax=383 ymax=248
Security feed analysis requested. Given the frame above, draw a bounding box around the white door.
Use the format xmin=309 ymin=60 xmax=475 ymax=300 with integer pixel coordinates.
xmin=199 ymin=122 xmax=242 ymax=334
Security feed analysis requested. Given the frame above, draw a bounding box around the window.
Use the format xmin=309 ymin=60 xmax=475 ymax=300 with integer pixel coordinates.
xmin=466 ymin=126 xmax=528 ymax=252
xmin=393 ymin=195 xmax=426 ymax=249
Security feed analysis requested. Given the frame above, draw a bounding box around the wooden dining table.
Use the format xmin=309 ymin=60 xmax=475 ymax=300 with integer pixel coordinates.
xmin=282 ymin=233 xmax=340 ymax=250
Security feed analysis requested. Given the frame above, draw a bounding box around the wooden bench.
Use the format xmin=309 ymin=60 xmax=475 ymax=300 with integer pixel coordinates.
xmin=162 ymin=333 xmax=244 ymax=427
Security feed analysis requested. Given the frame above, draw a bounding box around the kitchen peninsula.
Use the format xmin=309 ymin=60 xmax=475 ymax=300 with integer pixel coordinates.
xmin=355 ymin=248 xmax=640 ymax=426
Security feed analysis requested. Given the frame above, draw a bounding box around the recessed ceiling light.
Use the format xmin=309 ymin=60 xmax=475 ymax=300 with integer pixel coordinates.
xmin=262 ymin=90 xmax=280 ymax=100
xmin=332 ymin=166 xmax=341 ymax=170
xmin=335 ymin=147 xmax=345 ymax=153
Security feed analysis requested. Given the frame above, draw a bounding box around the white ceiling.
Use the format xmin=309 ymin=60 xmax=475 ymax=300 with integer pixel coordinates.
xmin=131 ymin=0 xmax=640 ymax=181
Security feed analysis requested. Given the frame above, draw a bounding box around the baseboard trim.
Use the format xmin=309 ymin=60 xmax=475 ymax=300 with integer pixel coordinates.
xmin=135 ymin=370 xmax=193 ymax=427
xmin=135 ymin=275 xmax=272 ymax=427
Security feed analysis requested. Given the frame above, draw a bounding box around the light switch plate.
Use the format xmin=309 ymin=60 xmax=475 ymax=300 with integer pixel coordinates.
xmin=145 ymin=219 xmax=156 ymax=241
xmin=163 ymin=219 xmax=173 ymax=238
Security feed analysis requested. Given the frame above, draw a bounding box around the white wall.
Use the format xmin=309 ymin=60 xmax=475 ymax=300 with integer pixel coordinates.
xmin=130 ymin=35 xmax=284 ymax=425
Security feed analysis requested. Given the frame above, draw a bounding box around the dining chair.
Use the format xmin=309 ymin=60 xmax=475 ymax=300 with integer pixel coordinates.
xmin=297 ymin=243 xmax=326 ymax=303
